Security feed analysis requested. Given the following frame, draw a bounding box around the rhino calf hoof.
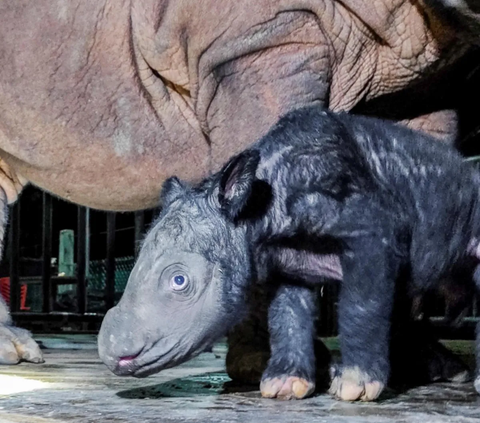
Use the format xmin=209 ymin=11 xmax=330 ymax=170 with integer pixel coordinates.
xmin=261 ymin=375 xmax=315 ymax=400
xmin=329 ymin=366 xmax=384 ymax=402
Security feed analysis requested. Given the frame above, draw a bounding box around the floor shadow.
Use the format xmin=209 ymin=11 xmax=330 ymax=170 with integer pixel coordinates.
xmin=116 ymin=372 xmax=259 ymax=399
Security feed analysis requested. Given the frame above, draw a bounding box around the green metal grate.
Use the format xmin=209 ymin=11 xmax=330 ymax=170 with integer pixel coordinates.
xmin=88 ymin=256 xmax=135 ymax=292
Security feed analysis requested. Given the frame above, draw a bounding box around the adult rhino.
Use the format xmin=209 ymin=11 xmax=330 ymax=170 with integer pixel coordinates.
xmin=0 ymin=0 xmax=478 ymax=373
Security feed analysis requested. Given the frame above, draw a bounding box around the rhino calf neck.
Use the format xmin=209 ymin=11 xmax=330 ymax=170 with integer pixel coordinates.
xmin=98 ymin=105 xmax=480 ymax=401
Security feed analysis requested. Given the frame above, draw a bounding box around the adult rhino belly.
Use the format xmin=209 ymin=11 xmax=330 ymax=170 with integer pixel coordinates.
xmin=0 ymin=126 xmax=210 ymax=212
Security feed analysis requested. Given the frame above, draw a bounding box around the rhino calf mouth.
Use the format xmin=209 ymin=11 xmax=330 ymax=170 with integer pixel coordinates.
xmin=114 ymin=352 xmax=143 ymax=376
xmin=102 ymin=335 xmax=191 ymax=378
xmin=111 ymin=353 xmax=165 ymax=378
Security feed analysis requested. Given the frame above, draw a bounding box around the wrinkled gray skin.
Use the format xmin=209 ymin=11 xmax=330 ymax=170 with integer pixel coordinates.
xmin=1 ymin=0 xmax=480 ymax=365
xmin=98 ymin=106 xmax=480 ymax=401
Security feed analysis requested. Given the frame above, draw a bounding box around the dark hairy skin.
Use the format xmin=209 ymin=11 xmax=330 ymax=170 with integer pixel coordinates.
xmin=98 ymin=105 xmax=480 ymax=402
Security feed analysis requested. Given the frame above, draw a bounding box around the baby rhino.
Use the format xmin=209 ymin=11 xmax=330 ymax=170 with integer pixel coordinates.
xmin=98 ymin=106 xmax=480 ymax=402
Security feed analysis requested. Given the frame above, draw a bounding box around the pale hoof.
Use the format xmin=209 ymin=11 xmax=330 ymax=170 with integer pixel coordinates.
xmin=329 ymin=366 xmax=384 ymax=402
xmin=261 ymin=375 xmax=315 ymax=400
xmin=0 ymin=325 xmax=44 ymax=365
xmin=15 ymin=334 xmax=44 ymax=363
xmin=0 ymin=336 xmax=20 ymax=364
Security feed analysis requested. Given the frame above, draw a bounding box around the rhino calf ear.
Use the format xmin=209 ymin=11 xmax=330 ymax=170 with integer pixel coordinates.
xmin=160 ymin=176 xmax=187 ymax=206
xmin=218 ymin=150 xmax=261 ymax=220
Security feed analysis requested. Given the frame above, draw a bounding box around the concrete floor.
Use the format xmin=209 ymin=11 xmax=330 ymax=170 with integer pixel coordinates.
xmin=0 ymin=336 xmax=480 ymax=423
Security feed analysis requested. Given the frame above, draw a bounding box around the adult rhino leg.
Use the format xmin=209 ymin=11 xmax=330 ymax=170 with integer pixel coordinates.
xmin=0 ymin=162 xmax=43 ymax=364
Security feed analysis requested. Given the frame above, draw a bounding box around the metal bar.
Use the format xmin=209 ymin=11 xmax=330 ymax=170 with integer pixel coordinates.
xmin=76 ymin=206 xmax=87 ymax=314
xmin=8 ymin=202 xmax=20 ymax=313
xmin=105 ymin=212 xmax=116 ymax=310
xmin=42 ymin=193 xmax=53 ymax=313
xmin=12 ymin=312 xmax=104 ymax=323
xmin=134 ymin=211 xmax=145 ymax=259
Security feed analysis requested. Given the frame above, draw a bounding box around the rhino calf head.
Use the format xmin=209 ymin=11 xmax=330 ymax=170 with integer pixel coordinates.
xmin=98 ymin=151 xmax=262 ymax=377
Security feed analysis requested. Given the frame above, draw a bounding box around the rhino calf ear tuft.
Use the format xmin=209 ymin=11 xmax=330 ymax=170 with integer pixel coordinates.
xmin=160 ymin=176 xmax=187 ymax=206
xmin=218 ymin=150 xmax=260 ymax=220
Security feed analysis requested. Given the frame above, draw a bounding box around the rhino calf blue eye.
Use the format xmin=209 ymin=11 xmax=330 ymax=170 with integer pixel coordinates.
xmin=170 ymin=274 xmax=189 ymax=291
xmin=174 ymin=275 xmax=185 ymax=285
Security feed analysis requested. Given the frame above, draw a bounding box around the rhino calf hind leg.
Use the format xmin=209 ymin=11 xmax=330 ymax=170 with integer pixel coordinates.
xmin=331 ymin=230 xmax=397 ymax=402
xmin=226 ymin=283 xmax=330 ymax=392
xmin=0 ymin=189 xmax=44 ymax=364
xmin=226 ymin=324 xmax=270 ymax=385
xmin=226 ymin=284 xmax=271 ymax=384
xmin=389 ymin=312 xmax=471 ymax=387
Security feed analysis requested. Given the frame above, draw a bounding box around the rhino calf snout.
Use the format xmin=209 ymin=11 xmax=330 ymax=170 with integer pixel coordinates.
xmin=98 ymin=306 xmax=152 ymax=375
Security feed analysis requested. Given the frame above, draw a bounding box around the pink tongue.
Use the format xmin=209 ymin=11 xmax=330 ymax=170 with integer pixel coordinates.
xmin=118 ymin=355 xmax=138 ymax=366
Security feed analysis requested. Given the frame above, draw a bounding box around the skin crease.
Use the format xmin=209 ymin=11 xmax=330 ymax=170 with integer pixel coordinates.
xmin=0 ymin=0 xmax=474 ymax=211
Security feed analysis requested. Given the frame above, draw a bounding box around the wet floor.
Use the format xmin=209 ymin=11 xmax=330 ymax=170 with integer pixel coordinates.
xmin=0 ymin=335 xmax=480 ymax=423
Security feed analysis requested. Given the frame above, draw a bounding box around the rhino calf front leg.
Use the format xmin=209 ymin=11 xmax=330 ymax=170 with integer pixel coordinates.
xmin=0 ymin=189 xmax=43 ymax=364
xmin=260 ymin=282 xmax=317 ymax=400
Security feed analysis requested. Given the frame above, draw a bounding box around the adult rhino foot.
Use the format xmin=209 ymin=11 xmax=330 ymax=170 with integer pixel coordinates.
xmin=260 ymin=375 xmax=315 ymax=400
xmin=0 ymin=324 xmax=44 ymax=364
xmin=329 ymin=366 xmax=385 ymax=402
